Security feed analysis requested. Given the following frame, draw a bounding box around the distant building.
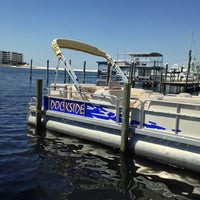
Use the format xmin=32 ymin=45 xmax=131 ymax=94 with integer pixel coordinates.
xmin=0 ymin=50 xmax=24 ymax=65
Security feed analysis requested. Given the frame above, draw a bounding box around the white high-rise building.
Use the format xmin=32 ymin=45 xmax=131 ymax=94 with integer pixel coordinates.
xmin=0 ymin=50 xmax=23 ymax=65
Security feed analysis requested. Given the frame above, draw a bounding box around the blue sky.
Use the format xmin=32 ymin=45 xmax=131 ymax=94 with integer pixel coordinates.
xmin=0 ymin=0 xmax=200 ymax=69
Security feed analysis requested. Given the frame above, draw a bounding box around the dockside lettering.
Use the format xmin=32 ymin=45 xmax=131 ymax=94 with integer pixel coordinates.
xmin=50 ymin=99 xmax=85 ymax=115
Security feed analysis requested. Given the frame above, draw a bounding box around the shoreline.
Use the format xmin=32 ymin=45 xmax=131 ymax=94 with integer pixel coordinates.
xmin=0 ymin=64 xmax=97 ymax=72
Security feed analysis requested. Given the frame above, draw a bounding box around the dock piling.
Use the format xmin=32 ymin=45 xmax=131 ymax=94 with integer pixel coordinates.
xmin=129 ymin=62 xmax=134 ymax=87
xmin=82 ymin=60 xmax=86 ymax=84
xmin=46 ymin=59 xmax=49 ymax=86
xmin=29 ymin=59 xmax=33 ymax=84
xmin=36 ymin=79 xmax=43 ymax=134
xmin=185 ymin=50 xmax=192 ymax=91
xmin=68 ymin=59 xmax=71 ymax=83
xmin=121 ymin=82 xmax=131 ymax=152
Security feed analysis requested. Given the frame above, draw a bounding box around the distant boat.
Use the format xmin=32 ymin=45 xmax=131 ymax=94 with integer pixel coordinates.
xmin=117 ymin=52 xmax=164 ymax=87
xmin=96 ymin=52 xmax=164 ymax=88
xmin=27 ymin=38 xmax=200 ymax=173
xmin=96 ymin=61 xmax=122 ymax=86
xmin=165 ymin=60 xmax=200 ymax=82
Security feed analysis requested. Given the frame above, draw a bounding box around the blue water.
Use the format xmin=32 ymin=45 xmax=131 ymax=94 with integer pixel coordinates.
xmin=0 ymin=66 xmax=200 ymax=200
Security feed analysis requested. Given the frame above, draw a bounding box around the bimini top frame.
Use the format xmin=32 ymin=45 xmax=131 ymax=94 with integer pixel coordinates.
xmin=51 ymin=38 xmax=128 ymax=91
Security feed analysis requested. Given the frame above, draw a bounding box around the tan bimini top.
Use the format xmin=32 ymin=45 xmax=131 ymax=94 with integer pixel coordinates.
xmin=51 ymin=38 xmax=113 ymax=63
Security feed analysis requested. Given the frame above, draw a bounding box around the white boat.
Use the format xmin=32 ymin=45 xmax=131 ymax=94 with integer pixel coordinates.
xmin=116 ymin=52 xmax=164 ymax=88
xmin=27 ymin=38 xmax=200 ymax=173
xmin=96 ymin=61 xmax=122 ymax=86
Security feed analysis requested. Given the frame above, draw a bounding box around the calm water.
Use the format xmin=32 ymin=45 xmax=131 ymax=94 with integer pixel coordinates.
xmin=0 ymin=66 xmax=200 ymax=200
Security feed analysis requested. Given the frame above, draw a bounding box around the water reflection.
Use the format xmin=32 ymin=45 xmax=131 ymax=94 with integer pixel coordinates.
xmin=27 ymin=126 xmax=200 ymax=199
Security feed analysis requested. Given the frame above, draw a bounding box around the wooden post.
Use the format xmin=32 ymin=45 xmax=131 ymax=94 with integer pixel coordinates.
xmin=164 ymin=64 xmax=168 ymax=81
xmin=129 ymin=62 xmax=134 ymax=87
xmin=185 ymin=50 xmax=192 ymax=91
xmin=121 ymin=82 xmax=131 ymax=152
xmin=181 ymin=66 xmax=184 ymax=72
xmin=36 ymin=79 xmax=43 ymax=133
xmin=46 ymin=59 xmax=49 ymax=86
xmin=197 ymin=66 xmax=200 ymax=90
xmin=159 ymin=73 xmax=163 ymax=93
xmin=82 ymin=60 xmax=86 ymax=84
xmin=119 ymin=153 xmax=130 ymax=189
xmin=68 ymin=59 xmax=71 ymax=83
xmin=133 ymin=62 xmax=136 ymax=88
xmin=29 ymin=59 xmax=33 ymax=83
xmin=106 ymin=62 xmax=111 ymax=86
xmin=164 ymin=64 xmax=168 ymax=93
xmin=152 ymin=61 xmax=156 ymax=90
xmin=64 ymin=68 xmax=67 ymax=83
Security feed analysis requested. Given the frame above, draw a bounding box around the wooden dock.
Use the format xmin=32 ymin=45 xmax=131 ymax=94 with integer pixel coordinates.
xmin=160 ymin=81 xmax=199 ymax=93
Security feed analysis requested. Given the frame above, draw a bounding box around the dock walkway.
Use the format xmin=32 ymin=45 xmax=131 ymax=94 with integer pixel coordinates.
xmin=160 ymin=81 xmax=199 ymax=93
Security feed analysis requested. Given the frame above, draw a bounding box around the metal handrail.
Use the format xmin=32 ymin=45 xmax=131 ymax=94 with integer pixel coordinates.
xmin=138 ymin=99 xmax=200 ymax=133
xmin=28 ymin=97 xmax=37 ymax=106
xmin=45 ymin=87 xmax=123 ymax=124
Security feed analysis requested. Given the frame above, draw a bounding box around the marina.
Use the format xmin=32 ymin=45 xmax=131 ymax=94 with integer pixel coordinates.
xmin=160 ymin=50 xmax=200 ymax=93
xmin=160 ymin=81 xmax=199 ymax=94
xmin=1 ymin=65 xmax=200 ymax=199
xmin=1 ymin=1 xmax=200 ymax=199
xmin=27 ymin=38 xmax=200 ymax=174
xmin=96 ymin=52 xmax=164 ymax=89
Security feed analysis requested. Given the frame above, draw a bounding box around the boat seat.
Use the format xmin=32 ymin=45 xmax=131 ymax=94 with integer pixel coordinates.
xmin=177 ymin=93 xmax=192 ymax=97
xmin=143 ymin=93 xmax=165 ymax=110
xmin=130 ymin=89 xmax=153 ymax=108
xmin=80 ymin=84 xmax=103 ymax=93
xmin=149 ymin=93 xmax=164 ymax=100
xmin=89 ymin=85 xmax=123 ymax=105
xmin=104 ymin=81 xmax=123 ymax=100
xmin=50 ymin=83 xmax=69 ymax=89
xmin=104 ymin=81 xmax=122 ymax=90
xmin=131 ymin=88 xmax=146 ymax=98
xmin=88 ymin=81 xmax=123 ymax=105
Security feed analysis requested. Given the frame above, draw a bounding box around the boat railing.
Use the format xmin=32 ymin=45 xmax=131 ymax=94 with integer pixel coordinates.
xmin=44 ymin=86 xmax=200 ymax=134
xmin=27 ymin=97 xmax=37 ymax=120
xmin=129 ymin=97 xmax=143 ymax=127
xmin=136 ymin=98 xmax=200 ymax=134
xmin=46 ymin=87 xmax=123 ymax=124
xmin=89 ymin=93 xmax=122 ymax=124
xmin=28 ymin=97 xmax=37 ymax=110
xmin=46 ymin=87 xmax=121 ymax=103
